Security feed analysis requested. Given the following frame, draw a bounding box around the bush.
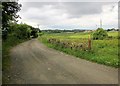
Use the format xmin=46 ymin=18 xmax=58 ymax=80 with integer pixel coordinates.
xmin=38 ymin=32 xmax=44 ymax=36
xmin=93 ymin=28 xmax=108 ymax=40
xmin=2 ymin=30 xmax=8 ymax=40
xmin=31 ymin=30 xmax=38 ymax=38
xmin=8 ymin=23 xmax=32 ymax=40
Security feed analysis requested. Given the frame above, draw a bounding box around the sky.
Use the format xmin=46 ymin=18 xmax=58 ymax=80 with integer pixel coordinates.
xmin=17 ymin=1 xmax=118 ymax=30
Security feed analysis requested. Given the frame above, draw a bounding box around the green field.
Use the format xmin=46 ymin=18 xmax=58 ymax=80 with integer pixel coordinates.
xmin=39 ymin=31 xmax=119 ymax=68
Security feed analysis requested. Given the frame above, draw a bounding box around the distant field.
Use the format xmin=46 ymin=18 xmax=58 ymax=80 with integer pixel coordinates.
xmin=107 ymin=31 xmax=118 ymax=37
xmin=39 ymin=31 xmax=119 ymax=68
xmin=42 ymin=31 xmax=118 ymax=39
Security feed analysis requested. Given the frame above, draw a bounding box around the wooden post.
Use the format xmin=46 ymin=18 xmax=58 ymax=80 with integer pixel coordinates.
xmin=88 ymin=35 xmax=91 ymax=50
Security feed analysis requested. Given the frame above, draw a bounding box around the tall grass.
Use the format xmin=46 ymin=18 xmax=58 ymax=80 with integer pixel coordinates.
xmin=39 ymin=31 xmax=119 ymax=68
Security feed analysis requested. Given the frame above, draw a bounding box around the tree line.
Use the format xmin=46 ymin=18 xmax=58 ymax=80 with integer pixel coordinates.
xmin=1 ymin=1 xmax=40 ymax=41
xmin=42 ymin=29 xmax=86 ymax=33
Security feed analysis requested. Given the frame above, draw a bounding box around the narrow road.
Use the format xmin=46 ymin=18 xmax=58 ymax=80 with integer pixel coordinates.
xmin=9 ymin=39 xmax=118 ymax=84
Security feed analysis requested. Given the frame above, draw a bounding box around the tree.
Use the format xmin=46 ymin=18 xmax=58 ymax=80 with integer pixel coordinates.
xmin=31 ymin=27 xmax=39 ymax=38
xmin=93 ymin=28 xmax=108 ymax=40
xmin=2 ymin=1 xmax=21 ymax=39
xmin=9 ymin=23 xmax=32 ymax=39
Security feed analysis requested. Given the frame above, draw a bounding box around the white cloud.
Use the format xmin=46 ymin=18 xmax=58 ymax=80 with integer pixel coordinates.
xmin=18 ymin=2 xmax=118 ymax=30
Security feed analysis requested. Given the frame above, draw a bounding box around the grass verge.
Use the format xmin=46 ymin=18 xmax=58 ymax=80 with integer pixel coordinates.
xmin=2 ymin=35 xmax=29 ymax=83
xmin=38 ymin=34 xmax=119 ymax=68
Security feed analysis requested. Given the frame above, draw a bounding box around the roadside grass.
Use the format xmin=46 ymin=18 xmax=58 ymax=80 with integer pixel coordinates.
xmin=38 ymin=31 xmax=119 ymax=68
xmin=2 ymin=35 xmax=29 ymax=83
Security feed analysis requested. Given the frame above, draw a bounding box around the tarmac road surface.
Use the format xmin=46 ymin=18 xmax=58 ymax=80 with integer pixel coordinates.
xmin=8 ymin=39 xmax=118 ymax=84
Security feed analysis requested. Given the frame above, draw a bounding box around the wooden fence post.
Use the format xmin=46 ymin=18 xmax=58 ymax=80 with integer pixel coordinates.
xmin=88 ymin=35 xmax=91 ymax=50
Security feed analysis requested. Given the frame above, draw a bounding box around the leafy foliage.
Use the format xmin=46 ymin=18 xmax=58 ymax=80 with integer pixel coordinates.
xmin=31 ymin=27 xmax=39 ymax=38
xmin=2 ymin=2 xmax=21 ymax=40
xmin=9 ymin=23 xmax=40 ymax=39
xmin=2 ymin=2 xmax=21 ymax=29
xmin=9 ymin=23 xmax=31 ymax=39
xmin=93 ymin=28 xmax=108 ymax=40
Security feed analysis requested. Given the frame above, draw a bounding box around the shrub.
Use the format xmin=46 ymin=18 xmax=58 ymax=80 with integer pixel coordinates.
xmin=31 ymin=30 xmax=38 ymax=38
xmin=93 ymin=28 xmax=108 ymax=40
xmin=39 ymin=32 xmax=44 ymax=36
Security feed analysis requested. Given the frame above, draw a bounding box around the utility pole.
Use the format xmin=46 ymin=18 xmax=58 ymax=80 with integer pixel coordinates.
xmin=96 ymin=24 xmax=98 ymax=29
xmin=37 ymin=24 xmax=39 ymax=29
xmin=37 ymin=24 xmax=41 ymax=32
xmin=100 ymin=19 xmax=102 ymax=28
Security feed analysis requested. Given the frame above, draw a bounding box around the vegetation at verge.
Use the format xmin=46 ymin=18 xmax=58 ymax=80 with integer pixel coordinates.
xmin=1 ymin=1 xmax=41 ymax=83
xmin=39 ymin=31 xmax=119 ymax=68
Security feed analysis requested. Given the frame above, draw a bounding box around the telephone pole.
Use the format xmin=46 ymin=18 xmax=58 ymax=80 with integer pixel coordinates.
xmin=37 ymin=24 xmax=41 ymax=32
xmin=100 ymin=19 xmax=102 ymax=28
xmin=96 ymin=24 xmax=98 ymax=29
xmin=37 ymin=24 xmax=39 ymax=29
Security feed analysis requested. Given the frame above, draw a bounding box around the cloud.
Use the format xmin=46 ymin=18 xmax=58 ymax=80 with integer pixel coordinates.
xmin=18 ymin=2 xmax=118 ymax=30
xmin=20 ymin=2 xmax=111 ymax=17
